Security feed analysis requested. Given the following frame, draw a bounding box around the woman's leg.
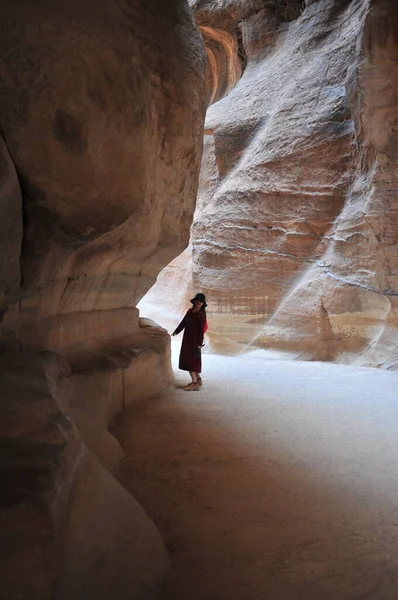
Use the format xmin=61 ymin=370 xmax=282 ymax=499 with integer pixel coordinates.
xmin=184 ymin=371 xmax=200 ymax=391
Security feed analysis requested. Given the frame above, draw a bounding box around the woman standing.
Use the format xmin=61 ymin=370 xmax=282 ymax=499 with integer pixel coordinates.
xmin=172 ymin=293 xmax=207 ymax=391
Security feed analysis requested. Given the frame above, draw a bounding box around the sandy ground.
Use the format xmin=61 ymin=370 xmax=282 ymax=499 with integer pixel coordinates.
xmin=114 ymin=347 xmax=398 ymax=600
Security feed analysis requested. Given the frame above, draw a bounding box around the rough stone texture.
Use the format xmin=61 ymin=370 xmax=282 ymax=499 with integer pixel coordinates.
xmin=142 ymin=0 xmax=398 ymax=367
xmin=0 ymin=0 xmax=206 ymax=597
xmin=252 ymin=0 xmax=398 ymax=368
xmin=195 ymin=0 xmax=369 ymax=356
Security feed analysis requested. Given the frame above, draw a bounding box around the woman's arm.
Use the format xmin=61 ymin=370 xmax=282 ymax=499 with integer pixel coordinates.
xmin=172 ymin=311 xmax=189 ymax=336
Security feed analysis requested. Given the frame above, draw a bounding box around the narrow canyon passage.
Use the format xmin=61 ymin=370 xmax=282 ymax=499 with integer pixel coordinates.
xmin=114 ymin=352 xmax=398 ymax=600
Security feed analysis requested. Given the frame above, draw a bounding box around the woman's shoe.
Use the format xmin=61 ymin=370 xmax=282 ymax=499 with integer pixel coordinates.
xmin=184 ymin=382 xmax=200 ymax=391
xmin=197 ymin=377 xmax=202 ymax=386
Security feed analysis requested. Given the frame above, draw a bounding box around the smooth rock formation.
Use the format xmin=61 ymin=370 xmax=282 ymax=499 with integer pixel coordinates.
xmin=0 ymin=352 xmax=169 ymax=600
xmin=142 ymin=0 xmax=398 ymax=368
xmin=0 ymin=0 xmax=206 ymax=597
xmin=200 ymin=25 xmax=243 ymax=104
xmin=0 ymin=0 xmax=205 ymax=356
xmin=0 ymin=136 xmax=22 ymax=328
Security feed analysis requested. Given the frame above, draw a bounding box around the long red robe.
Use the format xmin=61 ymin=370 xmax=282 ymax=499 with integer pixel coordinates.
xmin=175 ymin=309 xmax=206 ymax=372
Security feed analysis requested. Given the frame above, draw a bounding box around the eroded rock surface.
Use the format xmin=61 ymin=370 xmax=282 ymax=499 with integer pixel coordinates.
xmin=250 ymin=0 xmax=398 ymax=367
xmin=0 ymin=0 xmax=206 ymax=597
xmin=143 ymin=0 xmax=398 ymax=367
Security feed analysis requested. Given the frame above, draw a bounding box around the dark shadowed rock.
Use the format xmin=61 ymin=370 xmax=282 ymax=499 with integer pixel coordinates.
xmin=0 ymin=0 xmax=206 ymax=354
xmin=0 ymin=0 xmax=206 ymax=597
xmin=0 ymin=135 xmax=22 ymax=334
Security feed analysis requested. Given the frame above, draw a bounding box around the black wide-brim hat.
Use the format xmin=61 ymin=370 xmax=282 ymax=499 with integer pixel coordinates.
xmin=190 ymin=293 xmax=207 ymax=308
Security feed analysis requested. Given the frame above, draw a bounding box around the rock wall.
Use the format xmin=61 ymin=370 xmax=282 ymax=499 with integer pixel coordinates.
xmin=0 ymin=0 xmax=205 ymax=356
xmin=0 ymin=0 xmax=206 ymax=597
xmin=1 ymin=351 xmax=170 ymax=600
xmin=250 ymin=0 xmax=398 ymax=367
xmin=142 ymin=0 xmax=398 ymax=368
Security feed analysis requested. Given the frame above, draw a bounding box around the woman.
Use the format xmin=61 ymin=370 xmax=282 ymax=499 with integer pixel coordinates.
xmin=172 ymin=293 xmax=208 ymax=391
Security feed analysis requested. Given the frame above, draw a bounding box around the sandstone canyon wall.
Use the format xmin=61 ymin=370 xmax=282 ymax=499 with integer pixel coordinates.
xmin=0 ymin=1 xmax=206 ymax=598
xmin=141 ymin=0 xmax=398 ymax=369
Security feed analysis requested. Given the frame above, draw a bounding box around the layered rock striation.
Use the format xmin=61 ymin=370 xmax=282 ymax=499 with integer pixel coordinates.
xmin=249 ymin=0 xmax=398 ymax=367
xmin=194 ymin=0 xmax=369 ymax=354
xmin=0 ymin=1 xmax=206 ymax=597
xmin=143 ymin=0 xmax=398 ymax=368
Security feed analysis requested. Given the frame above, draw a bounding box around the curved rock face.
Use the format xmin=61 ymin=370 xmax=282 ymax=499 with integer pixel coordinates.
xmin=201 ymin=25 xmax=243 ymax=104
xmin=249 ymin=0 xmax=398 ymax=367
xmin=0 ymin=1 xmax=206 ymax=597
xmin=0 ymin=352 xmax=171 ymax=600
xmin=0 ymin=0 xmax=206 ymax=356
xmin=141 ymin=0 xmax=398 ymax=368
xmin=194 ymin=0 xmax=369 ymax=353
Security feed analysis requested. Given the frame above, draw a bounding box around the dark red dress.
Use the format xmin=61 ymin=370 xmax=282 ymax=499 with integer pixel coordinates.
xmin=175 ymin=309 xmax=206 ymax=373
